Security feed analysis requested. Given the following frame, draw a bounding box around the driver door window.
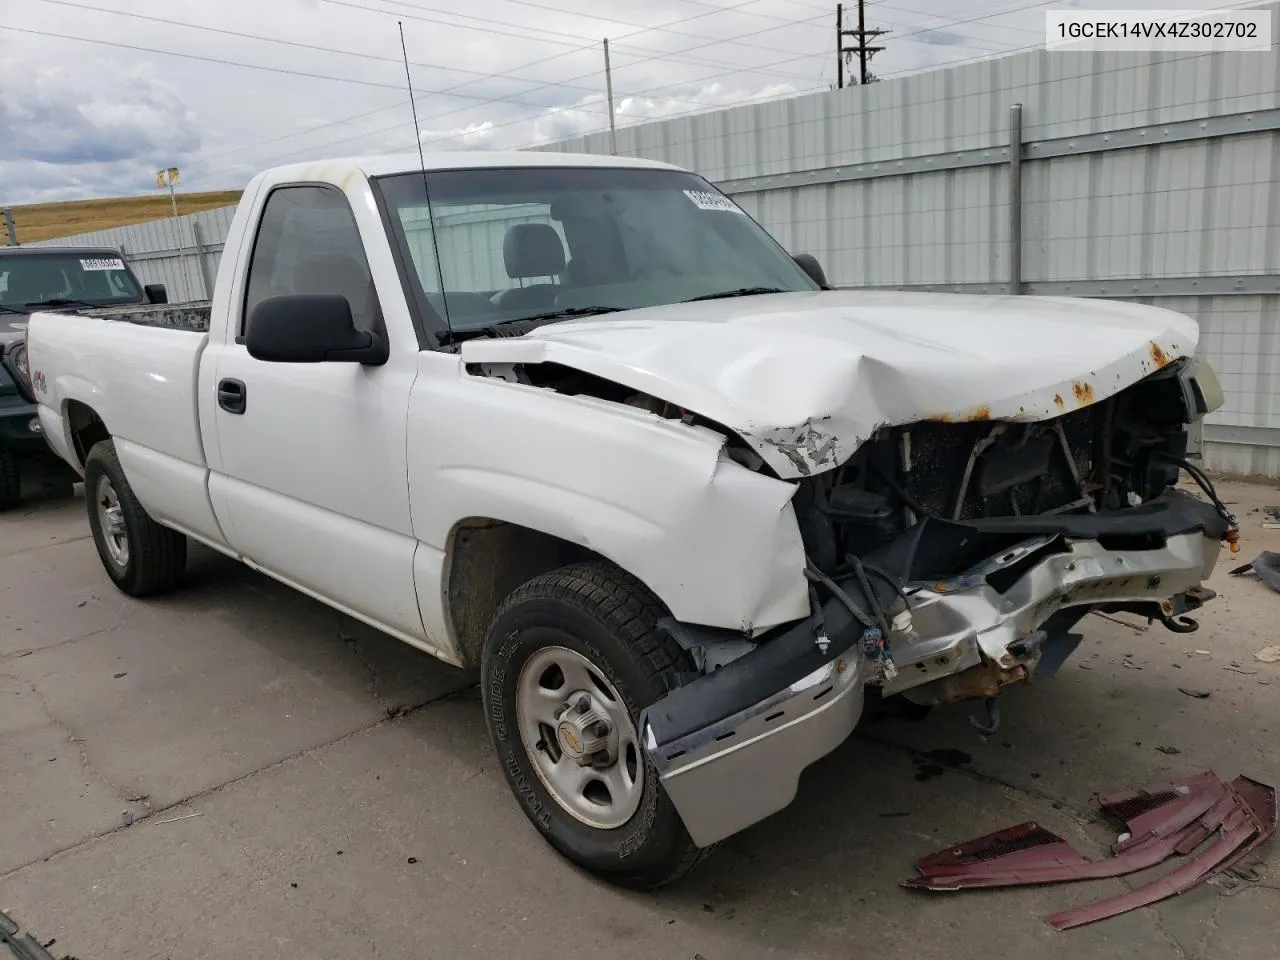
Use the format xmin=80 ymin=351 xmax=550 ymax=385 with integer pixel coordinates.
xmin=241 ymin=185 xmax=380 ymax=340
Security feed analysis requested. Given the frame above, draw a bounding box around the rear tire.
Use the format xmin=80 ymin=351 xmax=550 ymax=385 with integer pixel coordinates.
xmin=481 ymin=561 xmax=710 ymax=890
xmin=0 ymin=444 xmax=19 ymax=511
xmin=84 ymin=439 xmax=187 ymax=597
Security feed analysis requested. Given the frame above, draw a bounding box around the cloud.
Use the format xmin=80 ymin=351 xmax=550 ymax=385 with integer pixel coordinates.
xmin=912 ymin=29 xmax=970 ymax=47
xmin=417 ymin=120 xmax=499 ymax=150
xmin=0 ymin=56 xmax=202 ymax=201
xmin=520 ymin=80 xmax=798 ymax=150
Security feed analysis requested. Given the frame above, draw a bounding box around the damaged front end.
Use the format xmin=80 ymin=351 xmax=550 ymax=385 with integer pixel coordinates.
xmin=641 ymin=355 xmax=1238 ymax=848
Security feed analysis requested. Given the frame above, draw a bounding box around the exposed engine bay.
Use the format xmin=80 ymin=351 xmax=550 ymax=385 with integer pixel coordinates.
xmin=465 ymin=350 xmax=1233 ymax=716
xmin=487 ymin=351 xmax=1236 ymax=727
xmin=779 ymin=354 xmax=1237 ymax=722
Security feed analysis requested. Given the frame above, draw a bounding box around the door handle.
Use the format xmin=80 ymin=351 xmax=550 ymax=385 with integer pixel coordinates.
xmin=217 ymin=378 xmax=247 ymax=415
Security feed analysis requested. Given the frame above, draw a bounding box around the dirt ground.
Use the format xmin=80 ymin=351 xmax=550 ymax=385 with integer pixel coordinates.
xmin=7 ymin=191 xmax=241 ymax=244
xmin=1 ymin=478 xmax=1278 ymax=960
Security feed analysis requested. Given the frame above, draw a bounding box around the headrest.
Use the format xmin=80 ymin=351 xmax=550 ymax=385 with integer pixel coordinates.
xmin=503 ymin=223 xmax=565 ymax=279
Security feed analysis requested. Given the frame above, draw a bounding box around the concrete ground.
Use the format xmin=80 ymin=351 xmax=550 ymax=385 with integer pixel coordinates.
xmin=1 ymin=479 xmax=1278 ymax=960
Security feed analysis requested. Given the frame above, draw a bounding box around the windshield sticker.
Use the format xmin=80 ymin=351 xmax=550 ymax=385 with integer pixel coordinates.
xmin=80 ymin=258 xmax=126 ymax=271
xmin=683 ymin=190 xmax=746 ymax=215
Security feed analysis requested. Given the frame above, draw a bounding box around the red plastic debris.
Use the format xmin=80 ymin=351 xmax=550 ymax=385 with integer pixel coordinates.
xmin=903 ymin=772 xmax=1276 ymax=929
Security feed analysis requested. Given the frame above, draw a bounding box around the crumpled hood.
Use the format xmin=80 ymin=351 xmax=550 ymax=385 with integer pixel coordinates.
xmin=460 ymin=290 xmax=1200 ymax=479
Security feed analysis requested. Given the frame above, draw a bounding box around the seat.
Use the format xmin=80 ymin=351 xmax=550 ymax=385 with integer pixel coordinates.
xmin=495 ymin=223 xmax=565 ymax=312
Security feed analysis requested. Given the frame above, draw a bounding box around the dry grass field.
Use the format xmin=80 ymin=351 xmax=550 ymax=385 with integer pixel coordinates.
xmin=5 ymin=190 xmax=243 ymax=244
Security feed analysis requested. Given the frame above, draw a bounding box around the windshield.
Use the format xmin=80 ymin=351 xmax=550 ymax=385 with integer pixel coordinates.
xmin=0 ymin=252 xmax=144 ymax=311
xmin=373 ymin=166 xmax=818 ymax=334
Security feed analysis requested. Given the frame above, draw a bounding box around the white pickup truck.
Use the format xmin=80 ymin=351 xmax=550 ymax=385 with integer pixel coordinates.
xmin=25 ymin=151 xmax=1237 ymax=888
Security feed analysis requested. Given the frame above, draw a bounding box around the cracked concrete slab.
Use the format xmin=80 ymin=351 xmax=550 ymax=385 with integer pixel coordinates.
xmin=0 ymin=674 xmax=148 ymax=875
xmin=0 ymin=483 xmax=1276 ymax=959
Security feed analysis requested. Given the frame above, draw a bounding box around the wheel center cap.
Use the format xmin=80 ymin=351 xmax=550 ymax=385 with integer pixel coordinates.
xmin=557 ymin=720 xmax=585 ymax=760
xmin=555 ymin=694 xmax=615 ymax=767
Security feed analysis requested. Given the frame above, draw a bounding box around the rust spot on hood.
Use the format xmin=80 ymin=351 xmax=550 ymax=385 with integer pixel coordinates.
xmin=1072 ymin=380 xmax=1095 ymax=406
xmin=1053 ymin=394 xmax=1065 ymax=412
xmin=1150 ymin=341 xmax=1171 ymax=368
xmin=925 ymin=406 xmax=989 ymax=422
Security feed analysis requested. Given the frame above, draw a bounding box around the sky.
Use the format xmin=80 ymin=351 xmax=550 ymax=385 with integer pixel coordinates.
xmin=0 ymin=0 xmax=1250 ymax=203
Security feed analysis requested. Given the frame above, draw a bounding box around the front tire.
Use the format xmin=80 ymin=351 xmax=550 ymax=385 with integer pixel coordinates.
xmin=84 ymin=439 xmax=187 ymax=597
xmin=481 ymin=561 xmax=710 ymax=889
xmin=0 ymin=444 xmax=20 ymax=511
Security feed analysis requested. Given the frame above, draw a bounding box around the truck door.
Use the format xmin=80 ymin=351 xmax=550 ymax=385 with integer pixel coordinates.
xmin=205 ymin=183 xmax=428 ymax=645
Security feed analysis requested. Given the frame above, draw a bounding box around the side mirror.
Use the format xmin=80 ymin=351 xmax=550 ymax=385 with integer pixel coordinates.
xmin=144 ymin=283 xmax=168 ymax=304
xmin=245 ymin=294 xmax=388 ymax=365
xmin=792 ymin=253 xmax=831 ymax=289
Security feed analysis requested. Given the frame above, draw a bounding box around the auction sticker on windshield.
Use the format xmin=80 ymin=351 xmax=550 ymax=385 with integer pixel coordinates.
xmin=80 ymin=258 xmax=126 ymax=271
xmin=684 ymin=190 xmax=746 ymax=214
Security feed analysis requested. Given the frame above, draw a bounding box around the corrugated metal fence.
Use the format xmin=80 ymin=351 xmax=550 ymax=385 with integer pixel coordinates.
xmin=28 ymin=203 xmax=237 ymax=305
xmin=27 ymin=5 xmax=1280 ymax=477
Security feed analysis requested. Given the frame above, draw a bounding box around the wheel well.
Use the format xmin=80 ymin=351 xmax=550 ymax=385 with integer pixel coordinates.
xmin=445 ymin=519 xmax=605 ymax=669
xmin=65 ymin=400 xmax=110 ymax=469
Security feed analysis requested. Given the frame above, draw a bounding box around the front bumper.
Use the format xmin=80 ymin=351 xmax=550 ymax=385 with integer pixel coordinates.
xmin=885 ymin=527 xmax=1221 ymax=701
xmin=642 ymin=489 xmax=1228 ymax=848
xmin=0 ymin=400 xmax=53 ymax=455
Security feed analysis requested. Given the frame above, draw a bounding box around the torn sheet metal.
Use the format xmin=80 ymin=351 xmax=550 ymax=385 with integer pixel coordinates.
xmin=459 ymin=289 xmax=1200 ymax=479
xmin=904 ymin=772 xmax=1276 ymax=930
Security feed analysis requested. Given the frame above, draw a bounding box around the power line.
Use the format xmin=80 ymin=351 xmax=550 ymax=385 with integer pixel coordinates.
xmin=319 ymin=0 xmax=827 ymax=80
xmin=178 ymin=0 xmax=831 ymax=170
xmin=0 ymin=19 xmax=695 ymax=123
xmin=383 ymin=0 xmax=821 ymax=59
xmin=182 ymin=8 xmax=831 ymax=180
xmin=382 ymin=42 xmax=829 ymax=152
xmin=27 ymin=0 xmax=606 ymax=98
xmin=183 ymin=34 xmax=831 ymax=185
xmin=3 ymin=10 xmax=808 ymax=171
xmin=0 ymin=23 xmax=423 ymax=92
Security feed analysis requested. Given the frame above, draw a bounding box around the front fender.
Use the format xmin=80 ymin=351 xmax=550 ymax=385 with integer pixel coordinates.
xmin=408 ymin=361 xmax=810 ymax=639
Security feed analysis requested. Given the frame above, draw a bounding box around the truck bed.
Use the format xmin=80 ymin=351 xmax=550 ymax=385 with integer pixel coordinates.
xmin=28 ymin=302 xmax=226 ymax=547
xmin=77 ymin=300 xmax=212 ymax=332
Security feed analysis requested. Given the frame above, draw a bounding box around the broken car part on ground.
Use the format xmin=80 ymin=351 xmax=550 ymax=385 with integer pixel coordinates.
xmin=25 ymin=153 xmax=1242 ymax=887
xmin=903 ymin=771 xmax=1277 ymax=929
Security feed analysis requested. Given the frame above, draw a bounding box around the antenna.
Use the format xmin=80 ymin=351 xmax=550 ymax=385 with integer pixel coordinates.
xmin=398 ymin=21 xmax=428 ymax=177
xmin=397 ymin=21 xmax=452 ymax=342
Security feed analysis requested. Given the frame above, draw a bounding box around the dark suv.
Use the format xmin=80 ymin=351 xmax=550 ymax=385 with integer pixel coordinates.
xmin=0 ymin=246 xmax=167 ymax=509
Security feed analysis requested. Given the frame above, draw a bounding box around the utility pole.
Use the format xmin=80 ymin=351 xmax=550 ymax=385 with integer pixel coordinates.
xmin=836 ymin=3 xmax=843 ymax=90
xmin=2 ymin=208 xmax=17 ymax=246
xmin=155 ymin=166 xmax=192 ymax=302
xmin=836 ymin=0 xmax=887 ymax=87
xmin=603 ymin=38 xmax=618 ymax=155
